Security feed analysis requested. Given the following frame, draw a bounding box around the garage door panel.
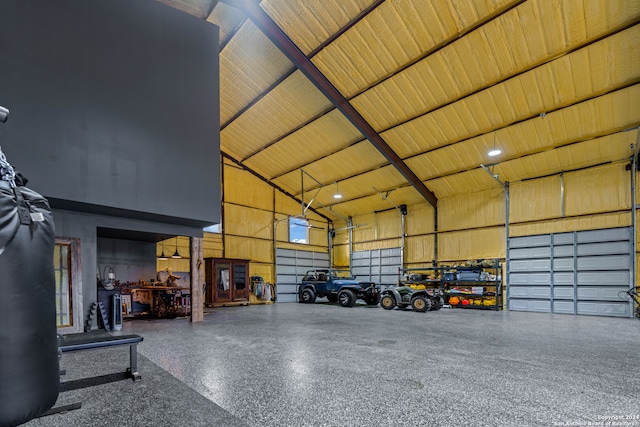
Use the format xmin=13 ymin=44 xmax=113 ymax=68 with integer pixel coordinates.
xmin=510 ymin=235 xmax=551 ymax=248
xmin=276 ymin=249 xmax=329 ymax=303
xmin=508 ymin=286 xmax=550 ymax=298
xmin=577 ymin=242 xmax=630 ymax=256
xmin=577 ymin=286 xmax=631 ymax=301
xmin=553 ymin=287 xmax=574 ymax=299
xmin=553 ymin=300 xmax=575 ymax=314
xmin=553 ymin=246 xmax=574 ymax=258
xmin=510 ymin=247 xmax=551 ymax=259
xmin=577 ymin=228 xmax=630 ymax=243
xmin=553 ymin=258 xmax=574 ymax=271
xmin=352 ymin=248 xmax=401 ymax=286
xmin=553 ymin=272 xmax=574 ymax=286
xmin=509 ymin=273 xmax=550 ymax=285
xmin=577 ymin=271 xmax=630 ymax=286
xmin=510 ymin=259 xmax=551 ymax=272
xmin=508 ymin=227 xmax=631 ymax=318
xmin=553 ymin=233 xmax=574 ymax=245
xmin=576 ymin=302 xmax=629 ymax=317
xmin=577 ymin=255 xmax=630 ymax=271
xmin=509 ymin=299 xmax=551 ymax=312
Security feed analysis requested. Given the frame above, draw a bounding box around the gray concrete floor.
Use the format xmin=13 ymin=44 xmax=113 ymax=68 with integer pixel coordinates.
xmin=26 ymin=303 xmax=640 ymax=426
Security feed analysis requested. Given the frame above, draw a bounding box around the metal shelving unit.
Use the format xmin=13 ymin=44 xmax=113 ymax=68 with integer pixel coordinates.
xmin=399 ymin=260 xmax=503 ymax=311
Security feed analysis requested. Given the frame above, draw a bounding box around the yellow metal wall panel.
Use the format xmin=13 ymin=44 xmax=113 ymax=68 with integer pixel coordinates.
xmin=219 ymin=21 xmax=292 ymax=125
xmin=438 ymin=188 xmax=505 ymax=231
xmin=376 ymin=209 xmax=402 ymax=240
xmin=350 ymin=0 xmax=640 ymax=133
xmin=221 ymin=71 xmax=332 ymax=160
xmin=438 ymin=227 xmax=506 ymax=262
xmin=496 ymin=132 xmax=635 ymax=185
xmin=203 ymin=232 xmax=224 ymax=259
xmin=313 ymin=0 xmax=519 ymax=98
xmin=510 ymin=176 xmax=562 ymax=224
xmin=383 ymin=24 xmax=640 ymax=159
xmin=426 ymin=168 xmax=499 ymax=198
xmin=225 ymin=235 xmax=273 ymax=263
xmin=224 ymin=204 xmax=273 ymax=240
xmin=332 ymin=244 xmax=350 ymax=268
xmin=224 ymin=162 xmax=274 ymax=211
xmin=509 ymin=212 xmax=631 ymax=237
xmin=245 ymin=110 xmax=363 ymax=178
xmin=352 ymin=213 xmax=375 ymax=242
xmin=405 ymin=235 xmax=436 ymax=265
xmin=406 ymin=202 xmax=435 ymax=235
xmin=565 ymin=163 xmax=630 ymax=216
xmin=404 ymin=84 xmax=640 ymax=193
xmin=353 ymin=239 xmax=402 ymax=252
xmin=207 ymin=2 xmax=246 ymax=47
xmin=261 ymin=0 xmax=374 ymax=55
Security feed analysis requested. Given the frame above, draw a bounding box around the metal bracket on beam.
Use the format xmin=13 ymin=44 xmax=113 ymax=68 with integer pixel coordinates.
xmin=480 ymin=164 xmax=506 ymax=188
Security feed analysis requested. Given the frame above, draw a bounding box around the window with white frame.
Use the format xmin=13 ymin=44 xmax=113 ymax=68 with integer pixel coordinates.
xmin=289 ymin=217 xmax=309 ymax=244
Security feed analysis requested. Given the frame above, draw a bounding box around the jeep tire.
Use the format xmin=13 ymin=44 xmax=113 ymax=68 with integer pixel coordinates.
xmin=299 ymin=288 xmax=316 ymax=304
xmin=338 ymin=289 xmax=356 ymax=307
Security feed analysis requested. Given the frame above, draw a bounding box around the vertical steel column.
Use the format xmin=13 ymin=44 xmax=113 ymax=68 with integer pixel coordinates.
xmin=560 ymin=171 xmax=565 ymax=217
xmin=433 ymin=207 xmax=438 ymax=264
xmin=328 ymin=228 xmax=334 ymax=268
xmin=631 ymin=133 xmax=639 ymax=317
xmin=348 ymin=216 xmax=353 ymax=275
xmin=400 ymin=210 xmax=406 ymax=269
xmin=504 ymin=181 xmax=510 ymax=310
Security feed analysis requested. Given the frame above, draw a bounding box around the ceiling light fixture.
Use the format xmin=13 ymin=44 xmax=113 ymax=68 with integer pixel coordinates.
xmin=333 ymin=181 xmax=342 ymax=199
xmin=171 ymin=237 xmax=182 ymax=259
xmin=488 ymin=132 xmax=502 ymax=157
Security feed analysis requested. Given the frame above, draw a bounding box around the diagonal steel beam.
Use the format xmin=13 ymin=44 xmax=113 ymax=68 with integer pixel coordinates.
xmin=221 ymin=0 xmax=438 ymax=208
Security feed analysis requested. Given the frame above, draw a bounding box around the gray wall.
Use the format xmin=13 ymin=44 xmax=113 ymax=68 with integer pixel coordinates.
xmin=97 ymin=238 xmax=157 ymax=285
xmin=54 ymin=209 xmax=202 ymax=331
xmin=0 ymin=0 xmax=220 ymax=228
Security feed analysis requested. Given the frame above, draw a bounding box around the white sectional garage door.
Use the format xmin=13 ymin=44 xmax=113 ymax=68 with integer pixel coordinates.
xmin=351 ymin=248 xmax=402 ymax=286
xmin=508 ymin=227 xmax=633 ymax=317
xmin=275 ymin=249 xmax=329 ymax=302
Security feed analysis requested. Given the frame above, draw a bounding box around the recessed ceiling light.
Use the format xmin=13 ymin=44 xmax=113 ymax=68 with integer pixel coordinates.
xmin=488 ymin=149 xmax=502 ymax=157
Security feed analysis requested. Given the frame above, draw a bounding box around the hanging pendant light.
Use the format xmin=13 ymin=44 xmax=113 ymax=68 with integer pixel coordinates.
xmin=158 ymin=240 xmax=168 ymax=260
xmin=171 ymin=237 xmax=182 ymax=259
xmin=333 ymin=181 xmax=342 ymax=199
xmin=488 ymin=131 xmax=502 ymax=157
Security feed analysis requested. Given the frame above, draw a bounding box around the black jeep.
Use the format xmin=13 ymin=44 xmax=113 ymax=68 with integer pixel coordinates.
xmin=297 ymin=269 xmax=380 ymax=307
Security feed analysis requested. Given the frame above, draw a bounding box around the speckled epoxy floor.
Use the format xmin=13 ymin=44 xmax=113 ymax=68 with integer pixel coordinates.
xmin=25 ymin=304 xmax=640 ymax=426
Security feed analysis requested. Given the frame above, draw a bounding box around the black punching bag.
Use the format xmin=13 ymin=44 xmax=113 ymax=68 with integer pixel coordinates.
xmin=0 ymin=135 xmax=60 ymax=423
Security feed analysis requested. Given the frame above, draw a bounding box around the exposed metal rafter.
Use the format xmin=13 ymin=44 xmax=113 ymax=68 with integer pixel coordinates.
xmin=220 ymin=0 xmax=438 ymax=208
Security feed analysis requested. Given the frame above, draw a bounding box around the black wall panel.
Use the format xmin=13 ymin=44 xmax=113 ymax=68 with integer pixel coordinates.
xmin=0 ymin=0 xmax=220 ymax=228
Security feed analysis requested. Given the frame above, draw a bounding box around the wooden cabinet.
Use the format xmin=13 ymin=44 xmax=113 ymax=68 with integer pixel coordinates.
xmin=204 ymin=258 xmax=249 ymax=306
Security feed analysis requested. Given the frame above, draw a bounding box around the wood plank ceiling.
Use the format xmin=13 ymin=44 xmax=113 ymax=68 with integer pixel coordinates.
xmin=158 ymin=0 xmax=640 ymax=221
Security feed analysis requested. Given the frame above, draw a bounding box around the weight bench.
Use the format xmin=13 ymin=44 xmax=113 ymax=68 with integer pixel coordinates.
xmin=44 ymin=331 xmax=144 ymax=416
xmin=59 ymin=330 xmax=144 ymax=381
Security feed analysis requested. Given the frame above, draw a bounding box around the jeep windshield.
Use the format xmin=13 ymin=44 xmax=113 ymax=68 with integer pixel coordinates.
xmin=331 ymin=269 xmax=354 ymax=279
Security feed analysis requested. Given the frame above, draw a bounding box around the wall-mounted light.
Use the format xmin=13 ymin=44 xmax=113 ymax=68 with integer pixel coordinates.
xmin=333 ymin=182 xmax=342 ymax=199
xmin=171 ymin=237 xmax=182 ymax=259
